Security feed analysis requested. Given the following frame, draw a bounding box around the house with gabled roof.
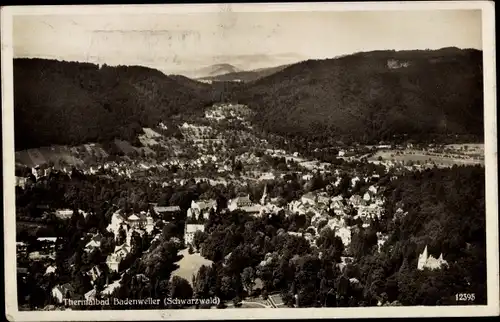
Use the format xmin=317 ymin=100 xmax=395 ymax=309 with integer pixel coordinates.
xmin=85 ymin=289 xmax=97 ymax=301
xmin=228 ymin=195 xmax=253 ymax=211
xmin=84 ymin=234 xmax=103 ymax=253
xmin=44 ymin=265 xmax=57 ymax=276
xmin=301 ymin=192 xmax=317 ymax=205
xmin=55 ymin=209 xmax=74 ymax=220
xmin=349 ymin=194 xmax=364 ymax=207
xmin=87 ymin=265 xmax=103 ymax=284
xmin=363 ymin=190 xmax=374 ymax=202
xmin=184 ymin=224 xmax=205 ymax=245
xmin=52 ymin=283 xmax=75 ymax=303
xmin=106 ymin=244 xmax=131 ymax=272
xmin=126 ymin=214 xmax=144 ymax=229
xmin=188 ymin=199 xmax=217 ymax=220
xmin=107 ymin=210 xmax=127 ymax=239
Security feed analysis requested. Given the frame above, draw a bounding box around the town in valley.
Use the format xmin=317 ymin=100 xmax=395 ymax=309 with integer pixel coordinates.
xmin=15 ymin=102 xmax=485 ymax=310
xmin=11 ymin=8 xmax=487 ymax=312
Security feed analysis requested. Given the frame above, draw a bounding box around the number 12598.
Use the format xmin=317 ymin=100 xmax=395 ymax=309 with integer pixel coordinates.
xmin=456 ymin=293 xmax=475 ymax=301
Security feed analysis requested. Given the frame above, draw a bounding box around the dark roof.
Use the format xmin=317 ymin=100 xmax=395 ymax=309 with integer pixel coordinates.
xmin=154 ymin=206 xmax=181 ymax=213
xmin=235 ymin=195 xmax=252 ymax=205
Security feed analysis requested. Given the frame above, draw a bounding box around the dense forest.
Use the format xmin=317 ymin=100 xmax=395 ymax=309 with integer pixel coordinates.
xmin=235 ymin=47 xmax=484 ymax=145
xmin=14 ymin=59 xmax=216 ymax=150
xmin=14 ymin=48 xmax=483 ymax=151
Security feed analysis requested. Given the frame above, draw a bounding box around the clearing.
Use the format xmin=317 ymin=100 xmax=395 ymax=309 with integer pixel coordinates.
xmin=369 ymin=149 xmax=484 ymax=166
xmin=171 ymin=249 xmax=213 ymax=284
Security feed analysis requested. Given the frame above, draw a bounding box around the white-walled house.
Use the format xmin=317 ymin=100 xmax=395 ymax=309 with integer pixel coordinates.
xmin=87 ymin=265 xmax=103 ymax=284
xmin=52 ymin=283 xmax=75 ymax=303
xmin=184 ymin=224 xmax=205 ymax=245
xmin=228 ymin=195 xmax=263 ymax=215
xmin=84 ymin=234 xmax=103 ymax=253
xmin=55 ymin=209 xmax=74 ymax=220
xmin=106 ymin=244 xmax=131 ymax=272
xmin=107 ymin=210 xmax=127 ymax=237
xmin=188 ymin=199 xmax=217 ymax=220
xmin=301 ymin=192 xmax=317 ymax=206
xmin=228 ymin=195 xmax=253 ymax=211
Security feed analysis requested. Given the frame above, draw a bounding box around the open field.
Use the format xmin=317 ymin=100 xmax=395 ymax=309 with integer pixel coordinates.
xmin=15 ymin=145 xmax=101 ymax=169
xmin=444 ymin=143 xmax=484 ymax=156
xmin=369 ymin=149 xmax=484 ymax=166
xmin=171 ymin=249 xmax=213 ymax=284
xmin=16 ymin=221 xmax=54 ymax=238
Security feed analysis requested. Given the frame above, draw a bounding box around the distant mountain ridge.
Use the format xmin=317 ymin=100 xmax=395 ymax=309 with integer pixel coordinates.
xmin=179 ymin=63 xmax=243 ymax=79
xmin=197 ymin=64 xmax=293 ymax=83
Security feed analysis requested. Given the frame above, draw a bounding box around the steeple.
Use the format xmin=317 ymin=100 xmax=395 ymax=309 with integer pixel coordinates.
xmin=417 ymin=245 xmax=429 ymax=270
xmin=422 ymin=245 xmax=428 ymax=259
xmin=260 ymin=185 xmax=268 ymax=205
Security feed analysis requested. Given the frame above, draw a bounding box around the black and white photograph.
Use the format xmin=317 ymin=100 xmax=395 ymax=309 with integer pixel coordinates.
xmin=2 ymin=2 xmax=499 ymax=321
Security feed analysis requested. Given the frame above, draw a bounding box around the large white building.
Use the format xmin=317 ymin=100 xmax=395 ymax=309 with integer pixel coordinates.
xmin=417 ymin=245 xmax=449 ymax=271
xmin=228 ymin=195 xmax=263 ymax=216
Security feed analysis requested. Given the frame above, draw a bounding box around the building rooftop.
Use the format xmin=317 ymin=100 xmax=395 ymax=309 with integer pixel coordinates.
xmin=154 ymin=206 xmax=181 ymax=213
xmin=185 ymin=224 xmax=205 ymax=234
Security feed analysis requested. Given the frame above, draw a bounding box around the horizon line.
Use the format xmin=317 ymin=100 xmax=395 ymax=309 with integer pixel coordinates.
xmin=12 ymin=46 xmax=482 ymax=75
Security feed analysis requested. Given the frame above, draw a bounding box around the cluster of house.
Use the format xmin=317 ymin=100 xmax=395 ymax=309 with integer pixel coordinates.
xmin=137 ymin=127 xmax=163 ymax=147
xmin=104 ymin=206 xmax=181 ymax=271
xmin=284 ymin=182 xmax=385 ymax=250
xmin=179 ymin=123 xmax=214 ymax=139
xmin=17 ymin=237 xmax=58 ymax=261
xmin=204 ymin=103 xmax=252 ymax=123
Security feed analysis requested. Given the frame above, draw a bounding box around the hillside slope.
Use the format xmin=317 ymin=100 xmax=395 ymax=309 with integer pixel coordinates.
xmin=236 ymin=48 xmax=484 ymax=145
xmin=14 ymin=59 xmax=214 ymax=150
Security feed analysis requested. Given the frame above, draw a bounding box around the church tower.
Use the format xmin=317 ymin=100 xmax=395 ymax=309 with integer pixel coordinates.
xmin=260 ymin=185 xmax=268 ymax=205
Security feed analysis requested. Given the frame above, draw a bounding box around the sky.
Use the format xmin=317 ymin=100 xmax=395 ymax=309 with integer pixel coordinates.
xmin=13 ymin=9 xmax=482 ymax=76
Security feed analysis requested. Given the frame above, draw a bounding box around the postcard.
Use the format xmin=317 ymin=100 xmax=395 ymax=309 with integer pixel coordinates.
xmin=2 ymin=1 xmax=498 ymax=321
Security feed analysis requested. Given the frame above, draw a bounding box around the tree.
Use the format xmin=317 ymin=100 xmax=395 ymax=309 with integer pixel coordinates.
xmin=216 ymin=195 xmax=228 ymax=211
xmin=169 ymin=276 xmax=193 ymax=300
xmin=193 ymin=230 xmax=208 ymax=251
xmin=117 ymin=226 xmax=127 ymax=245
xmin=316 ymin=227 xmax=344 ymax=262
xmin=241 ymin=267 xmax=255 ymax=295
xmin=130 ymin=231 xmax=143 ymax=254
xmin=162 ymin=223 xmax=177 ymax=241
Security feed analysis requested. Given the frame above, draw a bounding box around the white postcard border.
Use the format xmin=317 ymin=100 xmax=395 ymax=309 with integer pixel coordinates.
xmin=2 ymin=1 xmax=498 ymax=320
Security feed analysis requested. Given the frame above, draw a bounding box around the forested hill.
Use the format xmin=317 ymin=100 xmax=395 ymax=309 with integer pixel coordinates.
xmin=14 ymin=48 xmax=484 ymax=151
xmin=235 ymin=47 xmax=484 ymax=145
xmin=13 ymin=58 xmax=215 ymax=150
